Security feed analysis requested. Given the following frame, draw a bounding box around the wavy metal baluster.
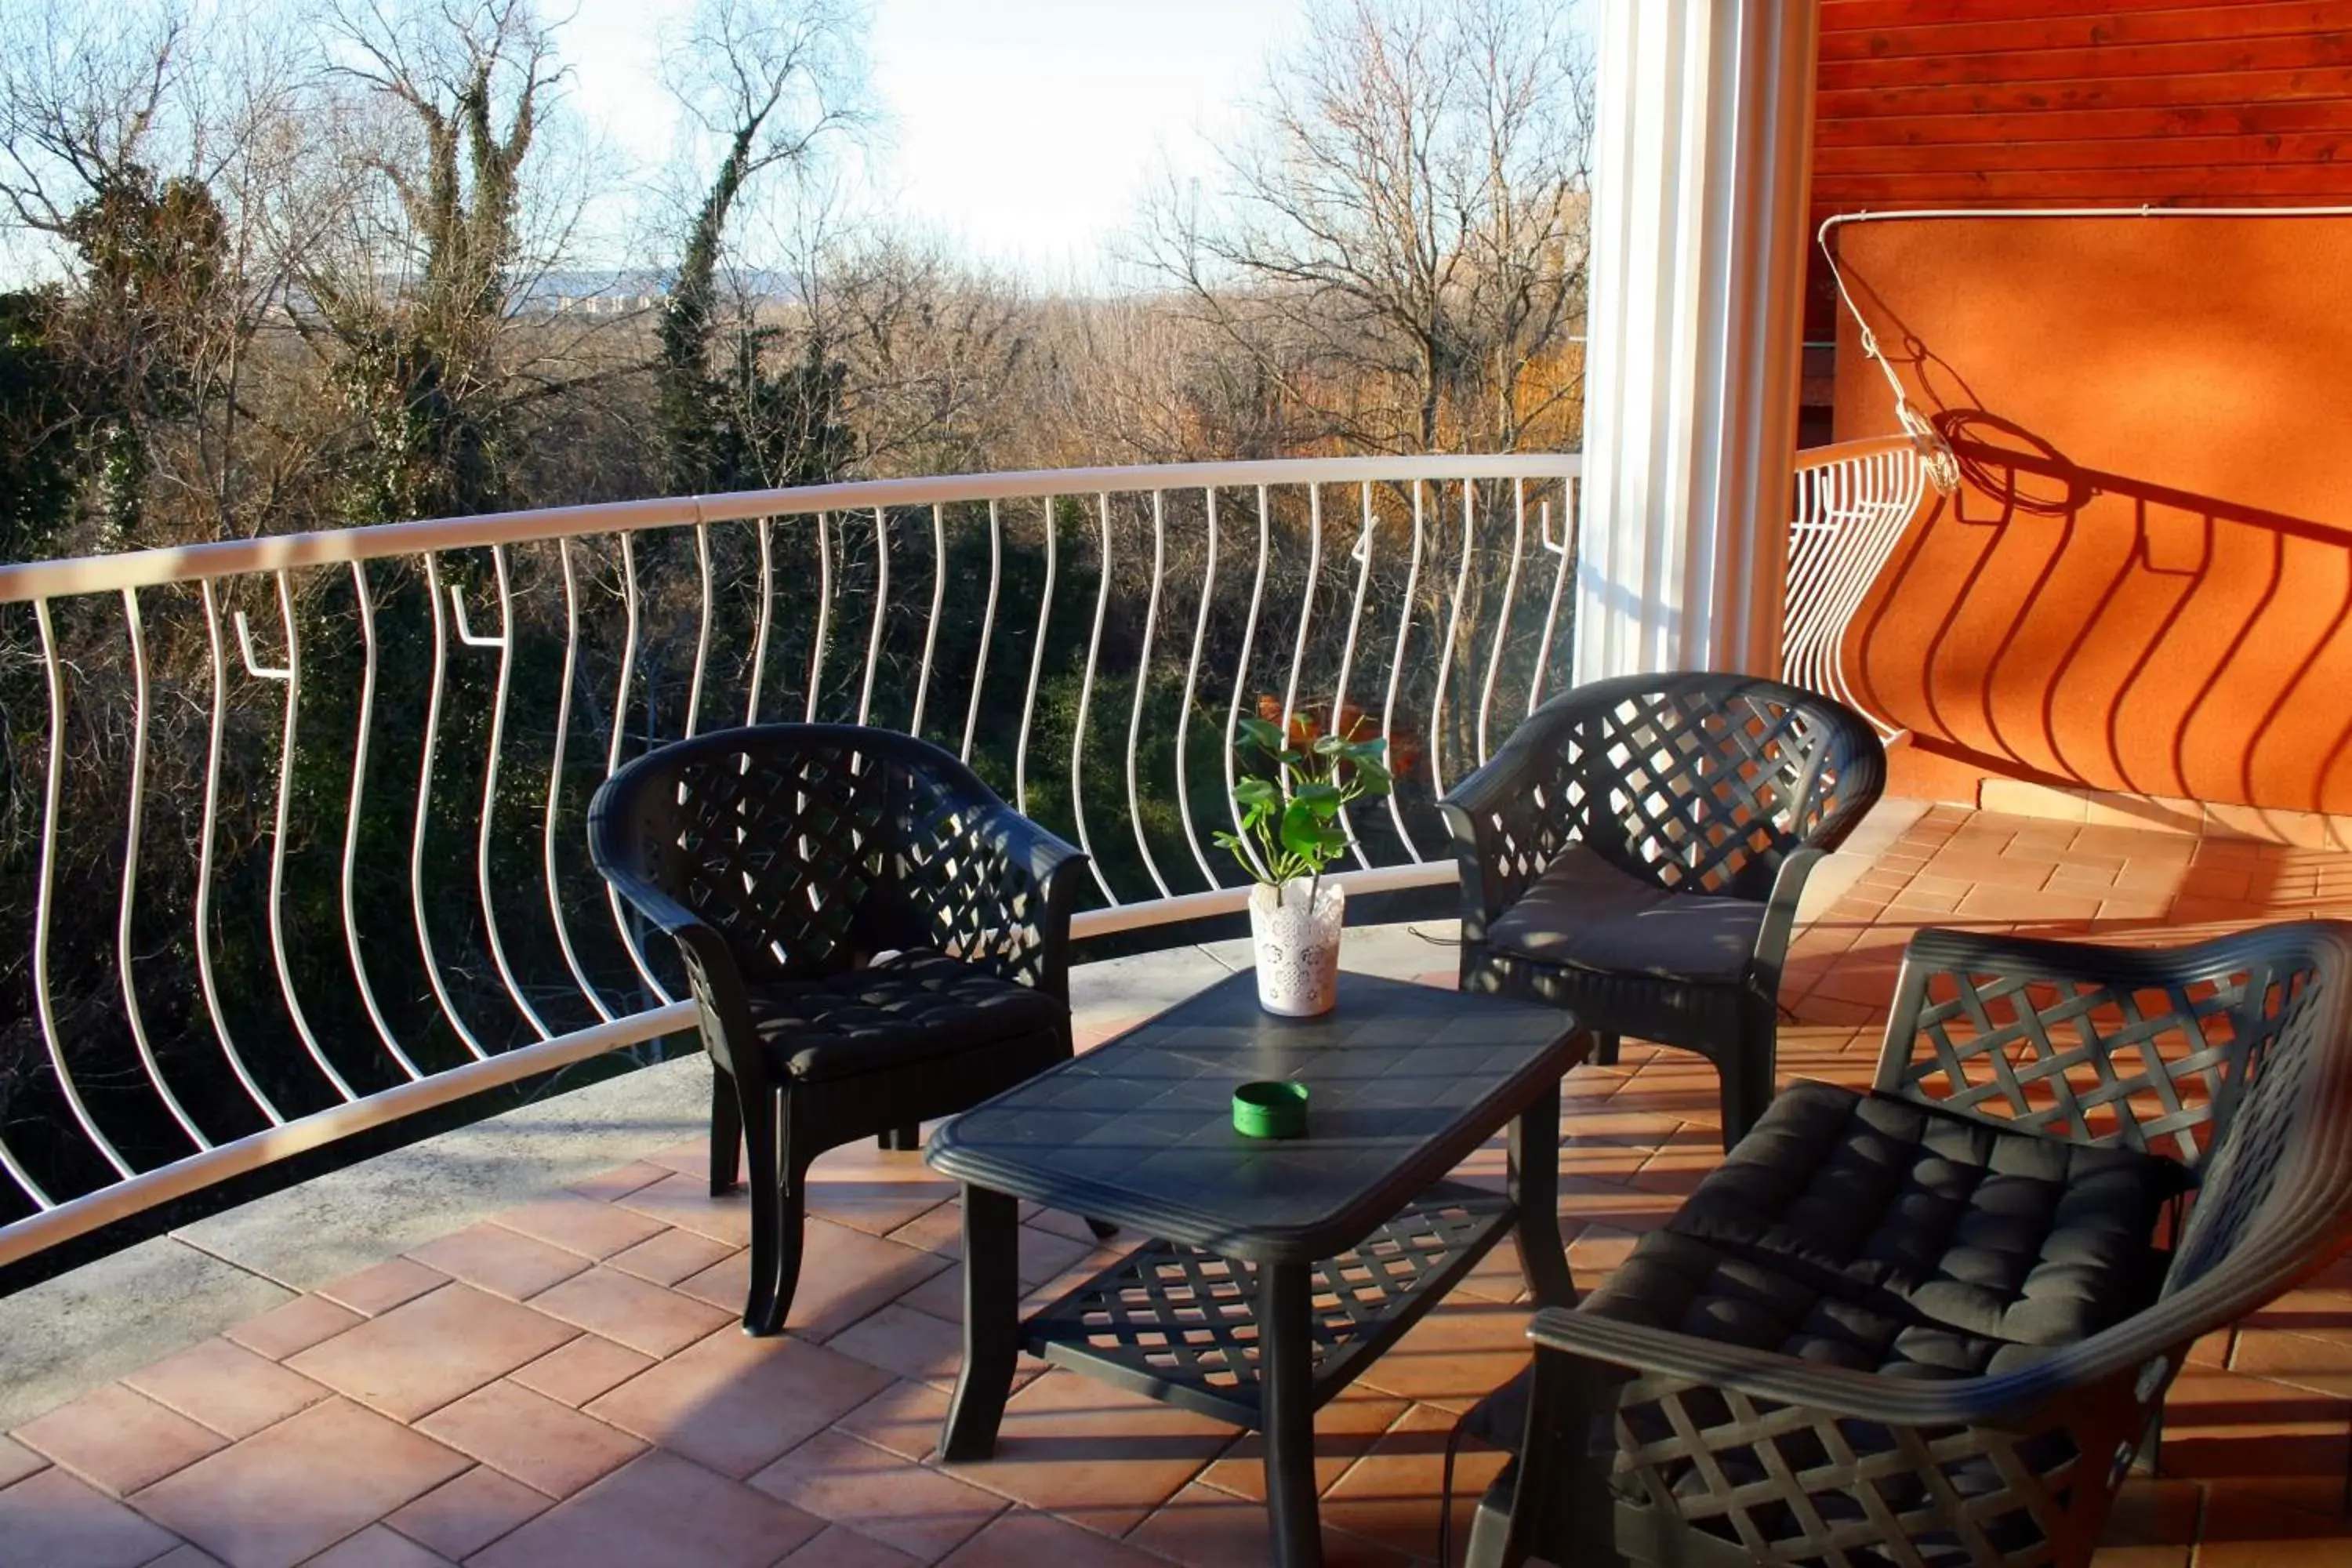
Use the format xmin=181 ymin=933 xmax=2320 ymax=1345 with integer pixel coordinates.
xmin=746 ymin=518 xmax=775 ymax=726
xmin=1332 ymin=485 xmax=1378 ymax=870
xmin=1476 ymin=478 xmax=1528 ymax=766
xmin=1381 ymin=481 xmax=1427 ymax=861
xmin=1779 ymin=445 xmax=1921 ymax=738
xmin=963 ymin=499 xmax=1002 ymax=764
xmin=1279 ymin=485 xmax=1321 ymax=750
xmin=1069 ymin=494 xmax=1118 ymax=904
xmin=1173 ymin=486 xmax=1221 ymax=888
xmin=415 ymin=554 xmax=492 ymax=1060
xmin=913 ymin=503 xmax=946 ymax=741
xmin=235 ymin=574 xmax=360 ymax=1099
xmin=1429 ymin=482 xmax=1475 ymax=798
xmin=1220 ymin=487 xmax=1272 ymax=882
xmin=1825 ymin=452 xmax=1918 ymax=723
xmin=546 ymin=542 xmax=615 ymax=1025
xmin=196 ymin=580 xmax=289 ymax=1123
xmin=858 ymin=506 xmax=889 ymax=728
xmin=606 ymin=533 xmax=674 ymax=1007
xmin=1016 ymin=498 xmax=1055 ymax=813
xmin=118 ymin=589 xmax=216 ymax=1138
xmin=31 ymin=599 xmax=137 ymax=1176
xmin=450 ymin=551 xmax=554 ymax=1041
xmin=1126 ymin=492 xmax=1174 ymax=898
xmin=342 ymin=564 xmax=424 ymax=1078
xmin=806 ymin=512 xmax=832 ymax=722
xmin=1527 ymin=490 xmax=1573 ymax=717
xmin=684 ymin=519 xmax=713 ymax=739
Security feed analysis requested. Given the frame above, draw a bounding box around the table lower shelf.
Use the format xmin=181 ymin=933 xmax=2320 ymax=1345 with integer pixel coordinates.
xmin=1019 ymin=1181 xmax=1517 ymax=1429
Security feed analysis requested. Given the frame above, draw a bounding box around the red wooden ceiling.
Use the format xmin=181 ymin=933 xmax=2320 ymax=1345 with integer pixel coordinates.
xmin=1812 ymin=0 xmax=2352 ymax=217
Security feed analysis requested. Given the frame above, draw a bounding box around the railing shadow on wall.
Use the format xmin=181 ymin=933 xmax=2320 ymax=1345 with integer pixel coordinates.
xmin=1846 ymin=423 xmax=2352 ymax=822
xmin=1820 ymin=238 xmax=2352 ymax=825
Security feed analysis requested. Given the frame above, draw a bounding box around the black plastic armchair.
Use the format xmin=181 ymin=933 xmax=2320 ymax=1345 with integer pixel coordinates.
xmin=1461 ymin=920 xmax=2352 ymax=1568
xmin=1438 ymin=673 xmax=1886 ymax=1149
xmin=588 ymin=724 xmax=1088 ymax=1335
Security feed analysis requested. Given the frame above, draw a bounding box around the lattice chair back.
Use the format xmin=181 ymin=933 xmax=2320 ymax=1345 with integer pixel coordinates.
xmin=593 ymin=724 xmax=1056 ymax=990
xmin=1537 ymin=672 xmax=1885 ymax=902
xmin=2160 ymin=927 xmax=2352 ymax=1301
xmin=1880 ymin=920 xmax=2352 ymax=1308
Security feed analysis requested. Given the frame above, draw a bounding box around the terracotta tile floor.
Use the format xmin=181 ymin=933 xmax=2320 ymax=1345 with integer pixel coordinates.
xmin=11 ymin=804 xmax=2352 ymax=1566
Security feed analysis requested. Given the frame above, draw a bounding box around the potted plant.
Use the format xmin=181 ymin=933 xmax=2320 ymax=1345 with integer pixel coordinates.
xmin=1215 ymin=715 xmax=1392 ymax=1016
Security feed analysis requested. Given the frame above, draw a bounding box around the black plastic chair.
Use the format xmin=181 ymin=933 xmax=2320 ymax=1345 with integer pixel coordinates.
xmin=1458 ymin=919 xmax=2352 ymax=1568
xmin=588 ymin=724 xmax=1088 ymax=1335
xmin=1437 ymin=673 xmax=1886 ymax=1149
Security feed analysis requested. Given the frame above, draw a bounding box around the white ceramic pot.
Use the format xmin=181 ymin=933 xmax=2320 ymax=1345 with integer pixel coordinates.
xmin=1249 ymin=878 xmax=1345 ymax=1017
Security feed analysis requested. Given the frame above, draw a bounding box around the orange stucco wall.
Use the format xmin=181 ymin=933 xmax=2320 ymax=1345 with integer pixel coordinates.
xmin=1830 ymin=215 xmax=2352 ymax=811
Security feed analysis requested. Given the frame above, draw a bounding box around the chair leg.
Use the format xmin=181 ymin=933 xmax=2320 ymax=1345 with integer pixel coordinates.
xmin=2135 ymin=1407 xmax=2165 ymax=1476
xmin=1716 ymin=1014 xmax=1777 ymax=1152
xmin=710 ymin=1065 xmax=742 ymax=1196
xmin=877 ymin=1124 xmax=922 ymax=1152
xmin=1589 ymin=1032 xmax=1620 ymax=1068
xmin=742 ymin=1095 xmax=807 ymax=1337
xmin=1084 ymin=1217 xmax=1118 ymax=1240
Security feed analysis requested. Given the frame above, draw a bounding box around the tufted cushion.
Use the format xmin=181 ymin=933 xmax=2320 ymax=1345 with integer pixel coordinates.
xmin=1586 ymin=1229 xmax=2047 ymax=1381
xmin=1665 ymin=1080 xmax=2181 ymax=1346
xmin=745 ymin=948 xmax=1065 ymax=1083
xmin=1483 ymin=845 xmax=1762 ymax=984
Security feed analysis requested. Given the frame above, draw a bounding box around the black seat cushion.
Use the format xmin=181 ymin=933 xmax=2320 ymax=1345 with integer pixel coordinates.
xmin=1483 ymin=845 xmax=1762 ymax=984
xmin=744 ymin=948 xmax=1065 ymax=1083
xmin=1586 ymin=1229 xmax=2045 ymax=1381
xmin=1665 ymin=1080 xmax=2182 ymax=1346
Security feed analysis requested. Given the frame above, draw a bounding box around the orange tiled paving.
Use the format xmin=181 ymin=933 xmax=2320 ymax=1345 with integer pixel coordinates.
xmin=7 ymin=804 xmax=2352 ymax=1567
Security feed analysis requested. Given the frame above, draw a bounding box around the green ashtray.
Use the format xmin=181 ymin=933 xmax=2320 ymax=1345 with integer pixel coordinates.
xmin=1233 ymin=1080 xmax=1310 ymax=1139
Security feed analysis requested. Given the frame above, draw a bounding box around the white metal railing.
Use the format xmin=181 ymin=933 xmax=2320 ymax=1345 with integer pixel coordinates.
xmin=0 ymin=455 xmax=1579 ymax=1264
xmin=1780 ymin=436 xmax=1929 ymax=740
xmin=0 ymin=441 xmax=1921 ymax=1267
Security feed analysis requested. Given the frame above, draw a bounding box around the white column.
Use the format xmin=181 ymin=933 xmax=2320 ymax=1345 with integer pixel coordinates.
xmin=1573 ymin=0 xmax=1820 ymax=682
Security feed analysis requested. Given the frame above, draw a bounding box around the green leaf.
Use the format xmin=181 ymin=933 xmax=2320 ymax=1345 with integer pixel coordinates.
xmin=1236 ymin=715 xmax=1285 ymax=754
xmin=1291 ymin=782 xmax=1344 ymax=818
xmin=1232 ymin=776 xmax=1278 ymax=807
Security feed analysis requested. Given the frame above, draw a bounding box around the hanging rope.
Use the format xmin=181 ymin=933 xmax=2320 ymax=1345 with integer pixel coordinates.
xmin=1818 ymin=216 xmax=1962 ymax=498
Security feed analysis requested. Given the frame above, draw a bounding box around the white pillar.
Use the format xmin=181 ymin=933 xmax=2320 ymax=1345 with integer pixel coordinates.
xmin=1573 ymin=0 xmax=1820 ymax=682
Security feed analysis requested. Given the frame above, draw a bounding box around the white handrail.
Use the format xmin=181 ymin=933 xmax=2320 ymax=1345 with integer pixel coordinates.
xmin=0 ymin=453 xmax=1583 ymax=604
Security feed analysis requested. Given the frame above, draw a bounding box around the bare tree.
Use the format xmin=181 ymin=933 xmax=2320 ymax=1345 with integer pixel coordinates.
xmin=655 ymin=0 xmax=866 ymax=491
xmin=310 ymin=0 xmax=575 ymax=519
xmin=806 ymin=229 xmax=1028 ymax=478
xmin=1139 ymin=0 xmax=1594 ymax=456
xmin=0 ymin=0 xmax=332 ymax=546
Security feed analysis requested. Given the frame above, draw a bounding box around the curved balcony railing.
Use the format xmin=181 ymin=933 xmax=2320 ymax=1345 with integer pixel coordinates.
xmin=1783 ymin=435 xmax=1929 ymax=740
xmin=0 ymin=456 xmax=1581 ymax=1263
xmin=0 ymin=441 xmax=1925 ymax=1267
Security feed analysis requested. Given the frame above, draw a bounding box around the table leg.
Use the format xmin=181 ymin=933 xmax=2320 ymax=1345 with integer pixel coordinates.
xmin=941 ymin=1183 xmax=1019 ymax=1461
xmin=1259 ymin=1261 xmax=1323 ymax=1568
xmin=1510 ymin=1078 xmax=1578 ymax=1308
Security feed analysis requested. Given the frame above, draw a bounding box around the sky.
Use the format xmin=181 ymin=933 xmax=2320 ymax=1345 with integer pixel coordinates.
xmin=564 ymin=0 xmax=1313 ymax=284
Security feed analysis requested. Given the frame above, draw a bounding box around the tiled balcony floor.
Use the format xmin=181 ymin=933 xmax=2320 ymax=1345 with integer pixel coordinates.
xmin=9 ymin=804 xmax=2352 ymax=1566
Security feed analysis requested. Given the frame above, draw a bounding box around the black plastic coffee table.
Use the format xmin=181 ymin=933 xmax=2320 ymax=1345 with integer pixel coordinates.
xmin=925 ymin=968 xmax=1585 ymax=1566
